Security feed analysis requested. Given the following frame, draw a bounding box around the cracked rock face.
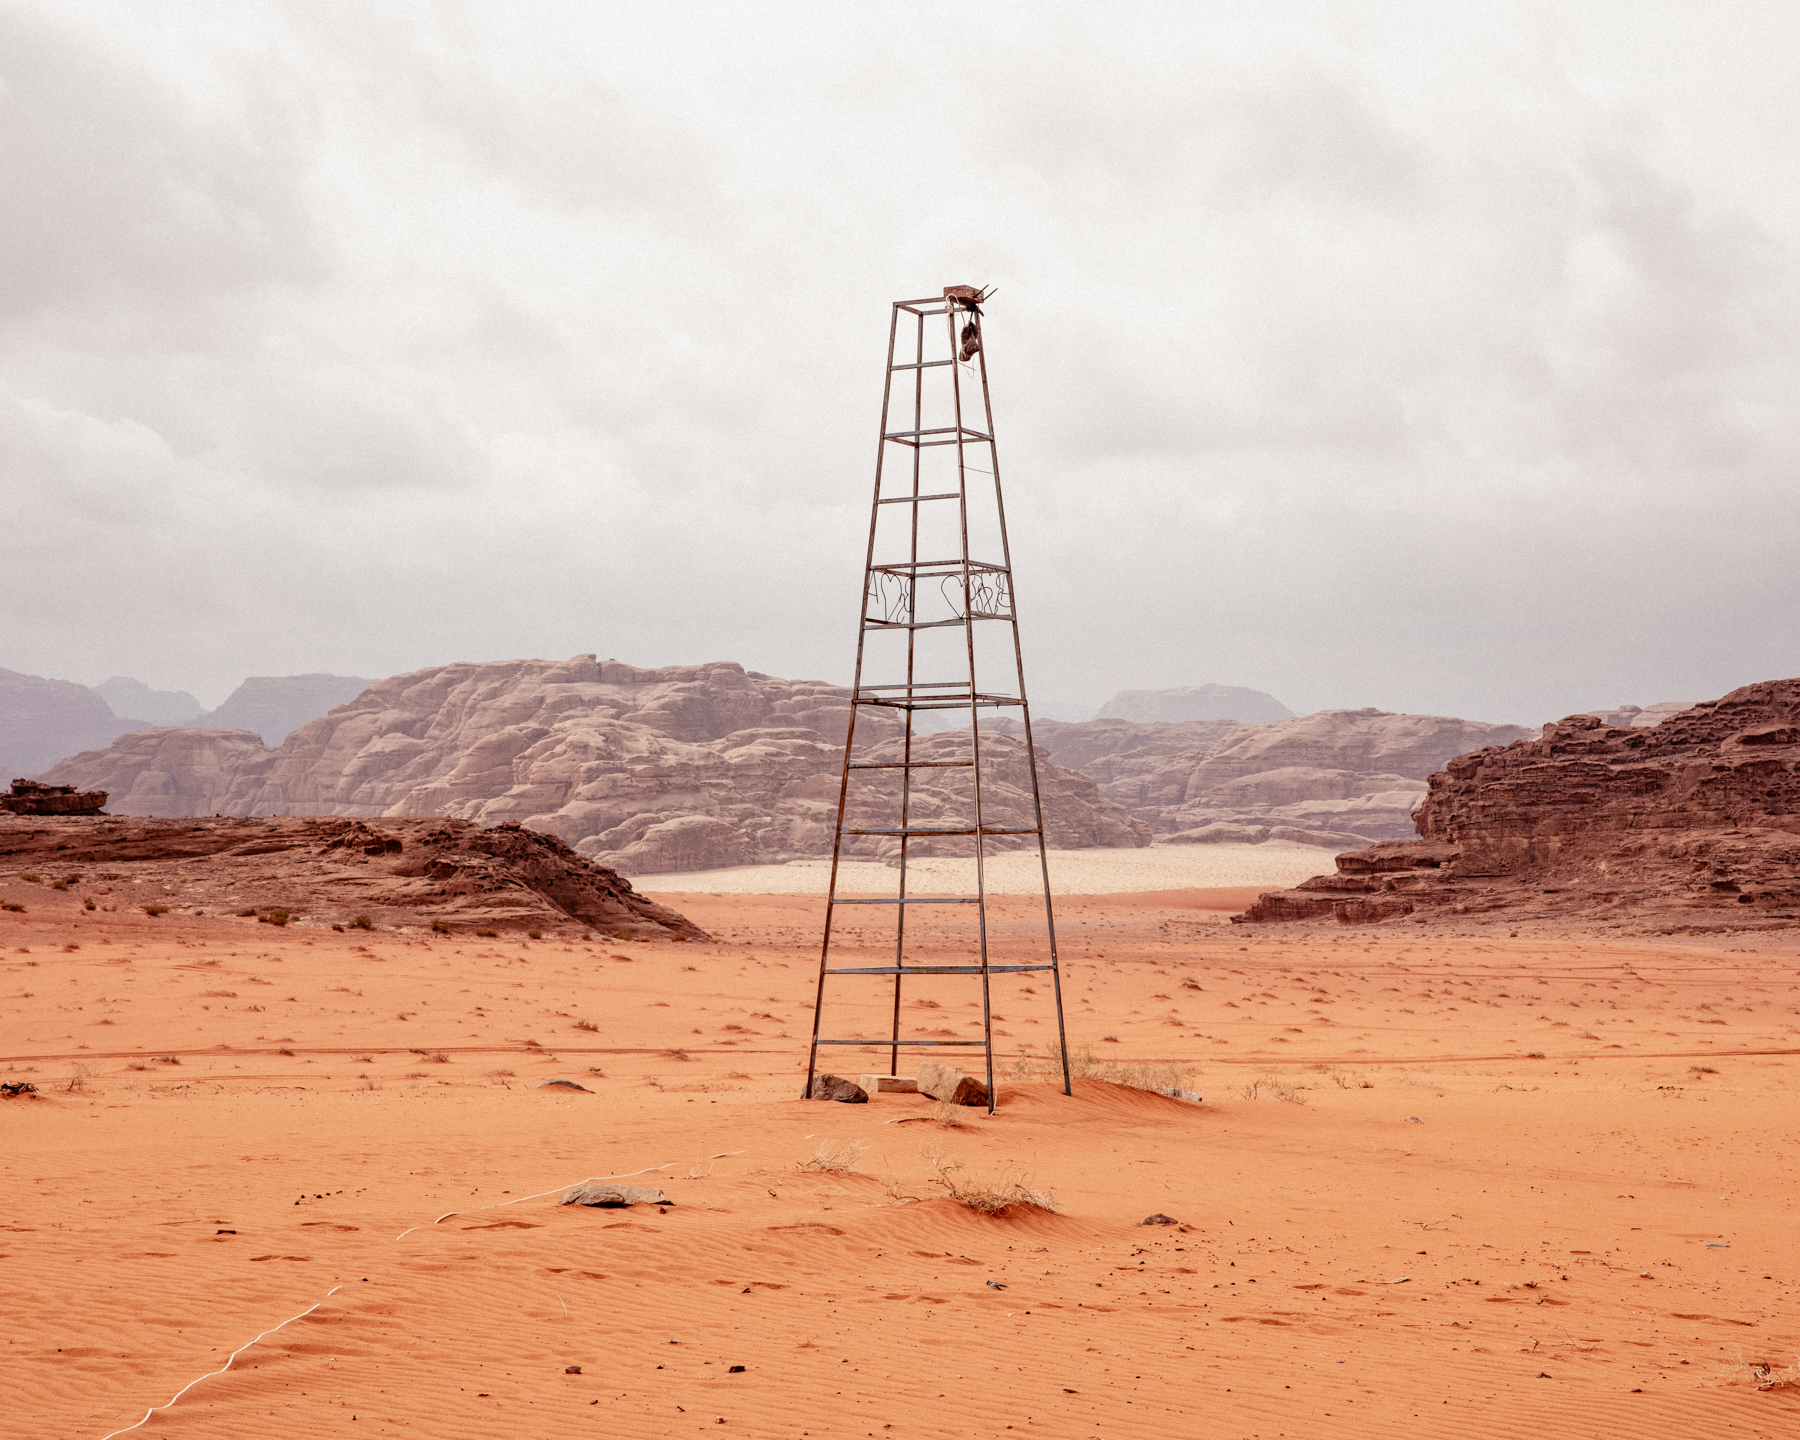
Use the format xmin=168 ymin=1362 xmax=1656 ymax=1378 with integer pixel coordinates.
xmin=1234 ymin=678 xmax=1800 ymax=931
xmin=40 ymin=656 xmax=1147 ymax=874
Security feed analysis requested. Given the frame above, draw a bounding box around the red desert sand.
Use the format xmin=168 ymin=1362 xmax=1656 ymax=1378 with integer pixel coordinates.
xmin=4 ymin=881 xmax=1799 ymax=1438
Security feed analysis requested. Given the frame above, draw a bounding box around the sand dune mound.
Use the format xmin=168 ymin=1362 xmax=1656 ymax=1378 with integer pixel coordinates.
xmin=1237 ymin=677 xmax=1800 ymax=930
xmin=0 ymin=814 xmax=704 ymax=938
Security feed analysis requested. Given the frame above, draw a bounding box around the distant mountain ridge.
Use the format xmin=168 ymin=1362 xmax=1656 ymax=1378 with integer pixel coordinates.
xmin=93 ymin=677 xmax=203 ymax=726
xmin=1097 ymin=684 xmax=1294 ymax=725
xmin=42 ymin=655 xmax=1147 ymax=873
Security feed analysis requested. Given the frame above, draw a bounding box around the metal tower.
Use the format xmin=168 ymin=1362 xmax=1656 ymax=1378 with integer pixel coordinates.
xmin=802 ymin=287 xmax=1071 ymax=1114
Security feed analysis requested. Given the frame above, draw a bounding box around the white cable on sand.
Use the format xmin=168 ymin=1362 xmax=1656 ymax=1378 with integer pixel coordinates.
xmin=98 ymin=1149 xmax=745 ymax=1436
xmin=99 ymin=1287 xmax=342 ymax=1440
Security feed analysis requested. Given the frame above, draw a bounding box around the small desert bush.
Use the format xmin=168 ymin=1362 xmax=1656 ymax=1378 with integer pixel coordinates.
xmin=50 ymin=879 xmax=69 ymax=891
xmin=430 ymin=920 xmax=451 ymax=935
xmin=796 ymin=1138 xmax=868 ymax=1175
xmin=1720 ymin=1354 xmax=1800 ymax=1390
xmin=923 ymin=1145 xmax=1058 ymax=1216
xmin=474 ymin=928 xmax=497 ymax=938
xmin=928 ymin=1099 xmax=965 ymax=1128
xmin=142 ymin=904 xmax=170 ymax=917
xmin=236 ymin=908 xmax=258 ymax=917
xmin=0 ymin=901 xmax=23 ymax=913
xmin=410 ymin=1049 xmax=450 ymax=1063
xmin=1240 ymin=1075 xmax=1308 ymax=1104
xmin=351 ymin=914 xmax=373 ymax=930
xmin=264 ymin=910 xmax=291 ymax=926
xmin=527 ymin=929 xmax=542 ymax=940
xmin=572 ymin=1019 xmax=598 ymax=1032
xmin=20 ymin=873 xmax=40 ymax=884
xmin=83 ymin=898 xmax=96 ymax=911
xmin=1011 ymin=1042 xmax=1194 ymax=1096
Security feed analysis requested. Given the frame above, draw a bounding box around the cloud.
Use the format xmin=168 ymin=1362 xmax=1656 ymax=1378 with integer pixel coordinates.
xmin=0 ymin=0 xmax=1797 ymax=722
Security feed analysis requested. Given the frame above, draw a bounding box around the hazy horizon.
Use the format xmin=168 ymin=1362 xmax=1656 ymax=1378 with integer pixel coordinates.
xmin=5 ymin=3 xmax=1798 ymax=725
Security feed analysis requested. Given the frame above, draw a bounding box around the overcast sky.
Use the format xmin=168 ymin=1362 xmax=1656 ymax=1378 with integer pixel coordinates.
xmin=3 ymin=1 xmax=1797 ymax=723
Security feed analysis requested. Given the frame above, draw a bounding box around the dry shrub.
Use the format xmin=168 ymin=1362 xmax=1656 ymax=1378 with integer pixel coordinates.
xmin=1240 ymin=1075 xmax=1308 ymax=1103
xmin=1011 ymin=1042 xmax=1194 ymax=1096
xmin=796 ymin=1138 xmax=868 ymax=1175
xmin=927 ymin=1099 xmax=965 ymax=1128
xmin=1720 ymin=1355 xmax=1800 ymax=1390
xmin=923 ymin=1144 xmax=1057 ymax=1216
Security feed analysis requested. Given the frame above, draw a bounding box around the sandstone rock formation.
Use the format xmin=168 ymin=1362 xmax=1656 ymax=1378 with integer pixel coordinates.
xmin=43 ymin=656 xmax=1147 ymax=873
xmin=1020 ymin=708 xmax=1534 ymax=846
xmin=1235 ymin=678 xmax=1800 ymax=931
xmin=1 ymin=780 xmax=108 ymax=816
xmin=195 ymin=673 xmax=376 ymax=745
xmin=93 ymin=677 xmax=204 ymax=726
xmin=1097 ymin=684 xmax=1294 ymax=725
xmin=1 ymin=666 xmax=147 ymax=778
xmin=0 ymin=814 xmax=705 ymax=938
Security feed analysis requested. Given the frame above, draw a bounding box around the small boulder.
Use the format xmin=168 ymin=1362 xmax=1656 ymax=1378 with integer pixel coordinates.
xmin=807 ymin=1073 xmax=868 ymax=1103
xmin=537 ymin=1078 xmax=591 ymax=1092
xmin=1160 ymin=1087 xmax=1203 ymax=1104
xmin=561 ymin=1183 xmax=672 ymax=1207
xmin=917 ymin=1060 xmax=988 ymax=1107
xmin=1137 ymin=1213 xmax=1180 ymax=1226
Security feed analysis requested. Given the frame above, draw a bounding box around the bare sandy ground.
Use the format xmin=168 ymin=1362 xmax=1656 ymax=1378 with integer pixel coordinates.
xmin=4 ymin=877 xmax=1800 ymax=1439
xmin=630 ymin=841 xmax=1336 ymax=895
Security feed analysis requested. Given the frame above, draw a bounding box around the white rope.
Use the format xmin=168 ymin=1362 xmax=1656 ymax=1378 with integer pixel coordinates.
xmin=98 ymin=1149 xmax=745 ymax=1435
xmin=99 ymin=1287 xmax=342 ymax=1439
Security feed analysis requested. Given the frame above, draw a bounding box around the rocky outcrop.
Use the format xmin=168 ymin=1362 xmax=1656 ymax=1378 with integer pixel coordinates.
xmin=1097 ymin=684 xmax=1294 ymax=725
xmin=0 ymin=814 xmax=705 ymax=938
xmin=43 ymin=656 xmax=1147 ymax=873
xmin=195 ymin=673 xmax=376 ymax=745
xmin=1 ymin=667 xmax=147 ymax=778
xmin=1 ymin=780 xmax=108 ymax=815
xmin=1021 ymin=709 xmax=1534 ymax=846
xmin=1234 ymin=679 xmax=1800 ymax=930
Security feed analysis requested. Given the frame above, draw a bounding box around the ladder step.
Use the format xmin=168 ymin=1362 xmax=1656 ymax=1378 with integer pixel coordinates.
xmin=854 ymin=697 xmax=1024 ymax=710
xmin=883 ymin=426 xmax=993 ymax=441
xmin=856 ymin=680 xmax=967 ymax=691
xmin=869 ymin=560 xmax=1007 ymax=575
xmin=876 ymin=492 xmax=959 ymax=505
xmin=846 ymin=762 xmax=971 ymax=771
xmin=824 ymin=965 xmax=1056 ymax=975
xmin=831 ymin=897 xmax=979 ymax=906
xmin=839 ymin=826 xmax=1040 ymax=838
xmin=847 ymin=760 xmax=973 ymax=770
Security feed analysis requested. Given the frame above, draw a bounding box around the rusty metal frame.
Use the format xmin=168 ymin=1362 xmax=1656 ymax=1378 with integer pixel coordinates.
xmin=802 ymin=290 xmax=1071 ymax=1115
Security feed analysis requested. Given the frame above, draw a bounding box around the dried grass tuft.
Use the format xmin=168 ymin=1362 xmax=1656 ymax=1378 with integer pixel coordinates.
xmin=796 ymin=1138 xmax=868 ymax=1175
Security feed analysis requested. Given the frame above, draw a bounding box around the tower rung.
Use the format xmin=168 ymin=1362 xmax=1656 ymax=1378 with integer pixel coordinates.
xmin=838 ymin=826 xmax=1039 ymax=837
xmin=869 ymin=560 xmax=1007 ymax=575
xmin=883 ymin=426 xmax=993 ymax=442
xmin=876 ymin=492 xmax=959 ymax=505
xmin=863 ymin=618 xmax=968 ymax=632
xmin=813 ymin=1038 xmax=988 ymax=1046
xmin=854 ymin=697 xmax=1024 ymax=711
xmin=847 ymin=760 xmax=973 ymax=770
xmin=830 ymin=897 xmax=979 ymax=906
xmin=888 ymin=360 xmax=954 ymax=370
xmin=824 ymin=964 xmax=1055 ymax=975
